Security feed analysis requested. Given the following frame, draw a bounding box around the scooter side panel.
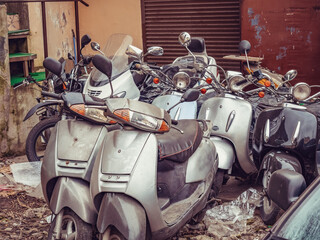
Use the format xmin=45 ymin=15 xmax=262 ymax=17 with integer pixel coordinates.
xmin=49 ymin=177 xmax=97 ymax=224
xmin=185 ymin=138 xmax=218 ymax=183
xmin=97 ymin=193 xmax=146 ymax=239
xmin=198 ymin=97 xmax=257 ymax=174
xmin=152 ymin=95 xmax=197 ymax=120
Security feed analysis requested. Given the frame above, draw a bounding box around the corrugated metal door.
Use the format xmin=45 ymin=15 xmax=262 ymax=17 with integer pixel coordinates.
xmin=141 ymin=0 xmax=241 ymax=71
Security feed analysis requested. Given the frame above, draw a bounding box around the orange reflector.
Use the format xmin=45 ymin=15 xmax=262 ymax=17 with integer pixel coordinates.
xmin=159 ymin=120 xmax=169 ymax=132
xmin=206 ymin=78 xmax=212 ymax=84
xmin=70 ymin=104 xmax=85 ymax=116
xmin=108 ymin=120 xmax=117 ymax=124
xmin=200 ymin=88 xmax=207 ymax=94
xmin=264 ymin=80 xmax=271 ymax=87
xmin=153 ymin=78 xmax=160 ymax=84
xmin=113 ymin=109 xmax=130 ymax=122
xmin=258 ymin=91 xmax=265 ymax=98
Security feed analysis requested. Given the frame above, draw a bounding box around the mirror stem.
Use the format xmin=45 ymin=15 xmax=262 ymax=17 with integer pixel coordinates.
xmin=167 ymin=99 xmax=184 ymax=113
xmin=245 ymin=50 xmax=251 ymax=73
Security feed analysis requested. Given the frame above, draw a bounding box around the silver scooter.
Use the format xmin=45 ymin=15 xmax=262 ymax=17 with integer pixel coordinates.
xmin=89 ymin=55 xmax=219 ymax=240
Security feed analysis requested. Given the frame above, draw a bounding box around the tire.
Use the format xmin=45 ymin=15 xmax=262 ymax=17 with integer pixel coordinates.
xmin=103 ymin=226 xmax=126 ymax=240
xmin=211 ymin=169 xmax=225 ymax=197
xmin=25 ymin=116 xmax=60 ymax=162
xmin=260 ymin=169 xmax=281 ymax=225
xmin=48 ymin=209 xmax=93 ymax=240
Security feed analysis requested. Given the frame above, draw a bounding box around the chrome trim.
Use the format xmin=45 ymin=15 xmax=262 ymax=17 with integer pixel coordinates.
xmin=225 ymin=110 xmax=236 ymax=132
xmin=283 ymin=103 xmax=307 ymax=110
xmin=264 ymin=119 xmax=270 ymax=143
xmin=292 ymin=121 xmax=301 ymax=145
xmin=174 ymin=107 xmax=181 ymax=120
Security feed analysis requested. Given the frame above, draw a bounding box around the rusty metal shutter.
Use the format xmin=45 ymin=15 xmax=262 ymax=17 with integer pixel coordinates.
xmin=141 ymin=0 xmax=241 ymax=72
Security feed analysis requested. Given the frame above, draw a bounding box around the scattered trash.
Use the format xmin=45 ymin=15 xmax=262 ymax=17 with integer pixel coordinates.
xmin=10 ymin=162 xmax=42 ymax=187
xmin=204 ymin=188 xmax=262 ymax=238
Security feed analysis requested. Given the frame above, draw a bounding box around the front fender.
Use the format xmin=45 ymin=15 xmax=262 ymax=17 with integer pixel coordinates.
xmin=49 ymin=177 xmax=97 ymax=224
xmin=24 ymin=101 xmax=60 ymax=121
xmin=97 ymin=193 xmax=146 ymax=239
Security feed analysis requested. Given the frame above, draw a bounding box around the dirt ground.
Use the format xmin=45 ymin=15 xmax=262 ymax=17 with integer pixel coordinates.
xmin=0 ymin=155 xmax=270 ymax=240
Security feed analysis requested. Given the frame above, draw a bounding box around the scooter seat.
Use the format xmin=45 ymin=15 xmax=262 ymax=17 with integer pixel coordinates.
xmin=156 ymin=120 xmax=203 ymax=162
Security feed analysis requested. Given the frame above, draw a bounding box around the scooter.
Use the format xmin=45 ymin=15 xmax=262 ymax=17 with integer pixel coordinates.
xmin=89 ymin=54 xmax=219 ymax=240
xmin=252 ymin=79 xmax=320 ymax=224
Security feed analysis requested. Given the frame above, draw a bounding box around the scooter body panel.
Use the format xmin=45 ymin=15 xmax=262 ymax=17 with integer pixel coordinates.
xmin=186 ymin=138 xmax=218 ymax=183
xmin=49 ymin=177 xmax=97 ymax=224
xmin=42 ymin=119 xmax=107 ymax=220
xmin=210 ymin=136 xmax=235 ymax=170
xmin=253 ymin=105 xmax=318 ymax=184
xmin=198 ymin=96 xmax=257 ymax=174
xmin=83 ymin=69 xmax=140 ymax=100
xmin=152 ymin=94 xmax=197 ymax=120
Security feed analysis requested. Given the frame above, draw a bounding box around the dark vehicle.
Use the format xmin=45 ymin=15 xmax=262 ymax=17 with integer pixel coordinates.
xmin=263 ymin=169 xmax=320 ymax=240
xmin=253 ymin=101 xmax=320 ymax=224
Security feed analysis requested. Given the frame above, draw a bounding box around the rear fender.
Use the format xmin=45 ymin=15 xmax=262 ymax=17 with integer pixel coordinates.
xmin=210 ymin=136 xmax=235 ymax=170
xmin=49 ymin=177 xmax=97 ymax=224
xmin=98 ymin=193 xmax=146 ymax=239
xmin=260 ymin=150 xmax=302 ymax=180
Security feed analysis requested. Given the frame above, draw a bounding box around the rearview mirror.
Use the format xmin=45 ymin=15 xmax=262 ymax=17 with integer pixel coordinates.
xmin=182 ymin=89 xmax=200 ymax=102
xmin=126 ymin=45 xmax=143 ymax=60
xmin=268 ymin=169 xmax=306 ymax=211
xmin=92 ymin=55 xmax=112 ymax=79
xmin=178 ymin=32 xmax=191 ymax=47
xmin=147 ymin=46 xmax=164 ymax=56
xmin=81 ymin=34 xmax=91 ymax=49
xmin=91 ymin=42 xmax=101 ymax=51
xmin=239 ymin=40 xmax=251 ymax=54
xmin=284 ymin=69 xmax=297 ymax=81
xmin=43 ymin=57 xmax=62 ymax=77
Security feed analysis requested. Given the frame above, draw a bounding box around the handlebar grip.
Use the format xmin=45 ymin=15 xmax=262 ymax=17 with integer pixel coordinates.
xmin=41 ymin=91 xmax=62 ymax=99
xmin=171 ymin=119 xmax=178 ymax=125
xmin=13 ymin=82 xmax=24 ymax=88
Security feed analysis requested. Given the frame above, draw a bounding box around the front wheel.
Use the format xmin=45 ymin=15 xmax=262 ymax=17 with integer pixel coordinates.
xmin=260 ymin=169 xmax=280 ymax=225
xmin=47 ymin=209 xmax=93 ymax=240
xmin=25 ymin=116 xmax=60 ymax=162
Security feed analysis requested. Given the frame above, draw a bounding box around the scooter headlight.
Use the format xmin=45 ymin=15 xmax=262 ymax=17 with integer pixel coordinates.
xmin=292 ymin=82 xmax=311 ymax=101
xmin=70 ymin=104 xmax=116 ymax=124
xmin=172 ymin=72 xmax=190 ymax=90
xmin=114 ymin=109 xmax=169 ymax=132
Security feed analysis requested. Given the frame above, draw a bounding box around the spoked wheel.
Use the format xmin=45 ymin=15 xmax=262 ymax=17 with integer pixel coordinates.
xmin=48 ymin=209 xmax=93 ymax=240
xmin=260 ymin=169 xmax=280 ymax=225
xmin=25 ymin=116 xmax=60 ymax=162
xmin=102 ymin=227 xmax=126 ymax=240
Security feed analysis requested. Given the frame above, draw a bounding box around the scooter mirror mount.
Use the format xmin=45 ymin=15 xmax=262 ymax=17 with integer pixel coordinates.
xmin=68 ymin=52 xmax=75 ymax=61
xmin=126 ymin=45 xmax=143 ymax=61
xmin=81 ymin=34 xmax=91 ymax=49
xmin=43 ymin=57 xmax=63 ymax=77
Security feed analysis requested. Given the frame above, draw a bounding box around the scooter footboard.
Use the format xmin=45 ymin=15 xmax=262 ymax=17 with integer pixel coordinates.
xmin=97 ymin=193 xmax=147 ymax=240
xmin=49 ymin=177 xmax=97 ymax=224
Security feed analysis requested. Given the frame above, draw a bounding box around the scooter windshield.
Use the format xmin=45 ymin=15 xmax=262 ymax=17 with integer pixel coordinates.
xmin=89 ymin=34 xmax=133 ymax=87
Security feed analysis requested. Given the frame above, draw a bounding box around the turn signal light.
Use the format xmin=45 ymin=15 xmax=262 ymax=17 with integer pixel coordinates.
xmin=206 ymin=78 xmax=212 ymax=84
xmin=70 ymin=104 xmax=85 ymax=115
xmin=258 ymin=91 xmax=265 ymax=98
xmin=200 ymin=88 xmax=207 ymax=94
xmin=153 ymin=78 xmax=160 ymax=84
xmin=264 ymin=80 xmax=271 ymax=87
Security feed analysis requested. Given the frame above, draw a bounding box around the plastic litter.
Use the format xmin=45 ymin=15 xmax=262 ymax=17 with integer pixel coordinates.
xmin=204 ymin=188 xmax=262 ymax=237
xmin=10 ymin=162 xmax=42 ymax=187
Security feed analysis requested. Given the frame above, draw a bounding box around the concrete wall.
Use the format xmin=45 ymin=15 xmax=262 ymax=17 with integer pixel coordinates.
xmin=79 ymin=0 xmax=143 ymax=56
